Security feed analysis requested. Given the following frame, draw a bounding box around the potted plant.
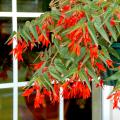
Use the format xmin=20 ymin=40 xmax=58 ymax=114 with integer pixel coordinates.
xmin=7 ymin=0 xmax=120 ymax=109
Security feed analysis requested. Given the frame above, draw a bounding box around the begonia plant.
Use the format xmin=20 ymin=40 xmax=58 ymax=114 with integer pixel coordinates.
xmin=7 ymin=0 xmax=120 ymax=109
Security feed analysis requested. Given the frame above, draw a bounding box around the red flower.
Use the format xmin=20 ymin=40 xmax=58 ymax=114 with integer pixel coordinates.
xmin=106 ymin=59 xmax=113 ymax=68
xmin=96 ymin=62 xmax=106 ymax=72
xmin=89 ymin=44 xmax=98 ymax=65
xmin=96 ymin=79 xmax=104 ymax=88
xmin=110 ymin=17 xmax=116 ymax=26
xmin=61 ymin=5 xmax=71 ymax=12
xmin=10 ymin=41 xmax=27 ymax=61
xmin=38 ymin=33 xmax=50 ymax=47
xmin=82 ymin=85 xmax=91 ymax=99
xmin=107 ymin=91 xmax=120 ymax=109
xmin=22 ymin=87 xmax=34 ymax=99
xmin=32 ymin=61 xmax=44 ymax=70
xmin=34 ymin=90 xmax=45 ymax=108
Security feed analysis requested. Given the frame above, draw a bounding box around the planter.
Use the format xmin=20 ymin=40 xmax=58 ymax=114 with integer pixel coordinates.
xmin=103 ymin=43 xmax=120 ymax=86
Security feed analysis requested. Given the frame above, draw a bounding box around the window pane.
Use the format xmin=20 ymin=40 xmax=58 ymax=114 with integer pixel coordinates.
xmin=17 ymin=0 xmax=51 ymax=12
xmin=0 ymin=0 xmax=12 ymax=12
xmin=0 ymin=89 xmax=13 ymax=120
xmin=18 ymin=88 xmax=59 ymax=120
xmin=65 ymin=98 xmax=92 ymax=120
xmin=0 ymin=18 xmax=12 ymax=83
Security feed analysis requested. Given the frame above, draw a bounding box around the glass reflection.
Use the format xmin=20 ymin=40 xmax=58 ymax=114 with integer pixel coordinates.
xmin=0 ymin=89 xmax=13 ymax=120
xmin=0 ymin=0 xmax=12 ymax=12
xmin=0 ymin=18 xmax=12 ymax=83
xmin=17 ymin=0 xmax=51 ymax=12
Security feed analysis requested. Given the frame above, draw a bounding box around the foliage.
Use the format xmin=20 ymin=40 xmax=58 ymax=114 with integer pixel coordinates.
xmin=7 ymin=0 xmax=120 ymax=108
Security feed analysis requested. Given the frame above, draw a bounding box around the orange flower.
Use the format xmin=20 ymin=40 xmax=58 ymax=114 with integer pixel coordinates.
xmin=33 ymin=61 xmax=44 ymax=70
xmin=110 ymin=17 xmax=116 ymax=26
xmin=96 ymin=62 xmax=106 ymax=72
xmin=106 ymin=59 xmax=113 ymax=68
xmin=107 ymin=91 xmax=120 ymax=109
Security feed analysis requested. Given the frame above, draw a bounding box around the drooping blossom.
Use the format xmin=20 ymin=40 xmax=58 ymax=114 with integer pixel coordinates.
xmin=96 ymin=62 xmax=106 ymax=72
xmin=96 ymin=79 xmax=104 ymax=88
xmin=106 ymin=59 xmax=113 ymax=68
xmin=32 ymin=61 xmax=44 ymax=70
xmin=89 ymin=44 xmax=98 ymax=65
xmin=110 ymin=17 xmax=116 ymax=26
xmin=107 ymin=90 xmax=120 ymax=109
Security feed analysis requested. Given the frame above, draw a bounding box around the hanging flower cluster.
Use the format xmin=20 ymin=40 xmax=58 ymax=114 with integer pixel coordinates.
xmin=7 ymin=0 xmax=120 ymax=108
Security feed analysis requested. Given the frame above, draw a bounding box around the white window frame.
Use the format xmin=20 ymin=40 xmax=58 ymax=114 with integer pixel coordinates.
xmin=0 ymin=1 xmax=111 ymax=120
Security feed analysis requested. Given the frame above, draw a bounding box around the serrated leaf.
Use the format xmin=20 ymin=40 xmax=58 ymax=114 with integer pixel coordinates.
xmin=63 ymin=67 xmax=77 ymax=80
xmin=94 ymin=17 xmax=110 ymax=43
xmin=5 ymin=31 xmax=16 ymax=44
xmin=22 ymin=28 xmax=32 ymax=42
xmin=116 ymin=23 xmax=120 ymax=34
xmin=49 ymin=66 xmax=62 ymax=82
xmin=86 ymin=61 xmax=99 ymax=83
xmin=101 ymin=46 xmax=110 ymax=59
xmin=105 ymin=71 xmax=120 ymax=81
xmin=79 ymin=69 xmax=91 ymax=91
xmin=25 ymin=21 xmax=38 ymax=40
xmin=81 ymin=53 xmax=89 ymax=66
xmin=75 ymin=47 xmax=86 ymax=63
xmin=54 ymin=58 xmax=67 ymax=73
xmin=108 ymin=47 xmax=120 ymax=59
xmin=19 ymin=29 xmax=28 ymax=43
xmin=105 ymin=21 xmax=117 ymax=41
xmin=43 ymin=73 xmax=54 ymax=91
xmin=51 ymin=9 xmax=60 ymax=20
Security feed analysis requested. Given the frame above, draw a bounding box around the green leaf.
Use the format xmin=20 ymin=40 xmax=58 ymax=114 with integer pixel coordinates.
xmin=105 ymin=71 xmax=120 ymax=81
xmin=79 ymin=69 xmax=91 ymax=91
xmin=49 ymin=66 xmax=62 ymax=82
xmin=105 ymin=21 xmax=117 ymax=41
xmin=19 ymin=29 xmax=28 ymax=43
xmin=75 ymin=47 xmax=86 ymax=63
xmin=63 ymin=67 xmax=77 ymax=80
xmin=94 ymin=17 xmax=110 ymax=43
xmin=88 ymin=21 xmax=98 ymax=45
xmin=43 ymin=73 xmax=54 ymax=91
xmin=22 ymin=28 xmax=32 ymax=42
xmin=98 ymin=52 xmax=106 ymax=63
xmin=101 ymin=46 xmax=110 ymax=59
xmin=81 ymin=53 xmax=89 ymax=66
xmin=108 ymin=47 xmax=120 ymax=59
xmin=116 ymin=23 xmax=120 ymax=35
xmin=54 ymin=58 xmax=67 ymax=73
xmin=25 ymin=21 xmax=38 ymax=40
xmin=5 ymin=31 xmax=16 ymax=44
xmin=53 ymin=39 xmax=60 ymax=52
xmin=86 ymin=61 xmax=99 ymax=83
xmin=51 ymin=9 xmax=60 ymax=20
